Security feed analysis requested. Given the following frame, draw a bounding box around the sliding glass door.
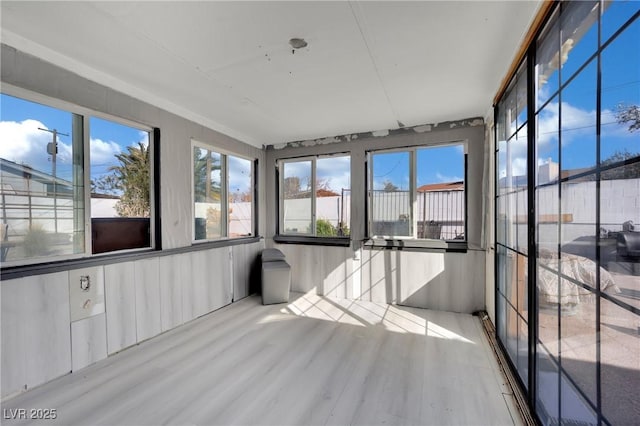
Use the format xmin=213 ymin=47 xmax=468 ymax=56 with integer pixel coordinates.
xmin=496 ymin=59 xmax=530 ymax=390
xmin=495 ymin=2 xmax=639 ymax=424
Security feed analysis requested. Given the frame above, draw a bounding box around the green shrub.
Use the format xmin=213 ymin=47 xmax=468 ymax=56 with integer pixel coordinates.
xmin=338 ymin=222 xmax=350 ymax=236
xmin=316 ymin=219 xmax=337 ymax=236
xmin=23 ymin=224 xmax=49 ymax=257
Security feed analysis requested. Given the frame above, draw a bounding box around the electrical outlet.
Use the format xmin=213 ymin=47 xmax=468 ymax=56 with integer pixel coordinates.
xmin=69 ymin=267 xmax=105 ymax=322
xmin=80 ymin=275 xmax=91 ymax=291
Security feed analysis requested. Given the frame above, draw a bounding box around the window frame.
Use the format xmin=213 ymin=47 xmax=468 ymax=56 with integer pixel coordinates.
xmin=88 ymin=113 xmax=156 ymax=255
xmin=0 ymin=84 xmax=156 ymax=267
xmin=277 ymin=153 xmax=351 ymax=239
xmin=278 ymin=156 xmax=315 ymax=237
xmin=190 ymin=139 xmax=255 ymax=243
xmin=494 ymin=4 xmax=640 ymax=425
xmin=366 ymin=141 xmax=468 ymax=242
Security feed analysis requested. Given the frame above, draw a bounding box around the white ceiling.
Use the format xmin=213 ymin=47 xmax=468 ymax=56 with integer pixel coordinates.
xmin=1 ymin=1 xmax=541 ymax=148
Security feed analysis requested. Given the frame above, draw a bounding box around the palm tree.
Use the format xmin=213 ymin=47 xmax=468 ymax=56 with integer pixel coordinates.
xmin=110 ymin=142 xmax=150 ymax=217
xmin=193 ymin=148 xmax=221 ymax=203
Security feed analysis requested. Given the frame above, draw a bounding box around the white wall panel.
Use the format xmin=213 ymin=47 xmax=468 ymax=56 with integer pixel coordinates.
xmin=104 ymin=262 xmax=137 ymax=354
xmin=71 ymin=313 xmax=107 ymax=371
xmin=23 ymin=272 xmax=71 ymax=389
xmin=277 ymin=244 xmax=320 ymax=294
xmin=362 ymin=249 xmax=485 ymax=313
xmin=273 ymin=244 xmax=485 ymax=313
xmin=232 ymin=244 xmax=247 ymax=301
xmin=1 ymin=272 xmax=71 ymax=398
xmin=134 ymin=257 xmax=162 ymax=342
xmin=190 ymin=250 xmax=211 ymax=318
xmin=181 ymin=252 xmax=197 ymax=323
xmin=320 ymin=247 xmax=352 ymax=299
xmin=232 ymin=241 xmax=263 ymax=301
xmin=68 ymin=266 xmax=105 ymax=322
xmin=159 ymin=254 xmax=184 ymax=331
xmin=361 ymin=248 xmax=399 ymax=304
xmin=1 ymin=278 xmax=26 ymax=398
xmin=190 ymin=248 xmax=232 ymax=318
xmin=275 ymin=245 xmax=353 ymax=298
xmin=398 ymin=251 xmax=484 ymax=313
xmin=208 ymin=247 xmax=232 ymax=312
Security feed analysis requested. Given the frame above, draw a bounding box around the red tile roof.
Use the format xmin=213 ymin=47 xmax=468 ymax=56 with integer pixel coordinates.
xmin=417 ymin=181 xmax=464 ymax=192
xmin=316 ymin=188 xmax=340 ymax=197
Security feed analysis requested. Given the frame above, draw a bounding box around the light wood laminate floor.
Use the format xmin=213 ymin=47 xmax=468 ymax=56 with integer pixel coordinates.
xmin=2 ymin=292 xmax=521 ymax=426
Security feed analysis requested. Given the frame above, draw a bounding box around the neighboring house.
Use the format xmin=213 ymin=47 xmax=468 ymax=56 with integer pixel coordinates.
xmin=0 ymin=158 xmax=121 ymax=236
xmin=0 ymin=157 xmax=73 ymax=196
xmin=417 ymin=181 xmax=464 ymax=192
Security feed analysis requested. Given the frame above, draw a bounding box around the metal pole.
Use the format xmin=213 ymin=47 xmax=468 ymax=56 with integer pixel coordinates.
xmin=52 ymin=129 xmax=58 ymax=233
xmin=38 ymin=127 xmax=68 ymax=234
xmin=205 ymin=153 xmax=212 ymax=201
xmin=340 ymin=188 xmax=344 ymax=234
xmin=28 ymin=178 xmax=32 ymax=228
xmin=422 ymin=190 xmax=426 ymax=237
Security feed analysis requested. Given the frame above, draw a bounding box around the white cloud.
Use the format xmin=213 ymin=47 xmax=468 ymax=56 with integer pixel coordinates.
xmin=435 ymin=172 xmax=463 ymax=183
xmin=0 ymin=119 xmax=73 ymax=173
xmin=498 ymin=134 xmax=528 ymax=179
xmin=538 ymin=157 xmax=553 ymax=166
xmin=317 ymin=156 xmax=350 ymax=192
xmin=561 ymin=103 xmax=595 ymax=130
xmin=537 ymin=101 xmax=631 ymax=147
xmin=90 ymin=138 xmax=121 ymax=166
xmin=501 ymin=100 xmax=619 ymax=178
xmin=282 ymin=160 xmax=312 ymax=189
xmin=536 ymin=84 xmax=554 ymax=111
xmin=511 ymin=157 xmax=527 ymax=177
xmin=536 ymin=101 xmax=559 ymax=147
xmin=320 ymin=171 xmax=350 ymax=192
xmin=137 ymin=131 xmax=149 ymax=148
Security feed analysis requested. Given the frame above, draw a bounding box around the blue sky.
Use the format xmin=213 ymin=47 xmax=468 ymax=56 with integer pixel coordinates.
xmin=370 ymin=145 xmax=465 ymax=191
xmin=90 ymin=116 xmax=149 ymax=181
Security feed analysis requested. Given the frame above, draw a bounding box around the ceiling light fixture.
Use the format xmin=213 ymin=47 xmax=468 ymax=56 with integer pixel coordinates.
xmin=289 ymin=38 xmax=308 ymax=49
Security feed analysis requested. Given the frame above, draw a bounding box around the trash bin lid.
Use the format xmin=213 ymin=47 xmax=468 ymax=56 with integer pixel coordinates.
xmin=262 ymin=248 xmax=286 ymax=262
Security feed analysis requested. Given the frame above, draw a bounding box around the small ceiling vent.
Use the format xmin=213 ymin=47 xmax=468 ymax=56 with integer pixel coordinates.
xmin=289 ymin=38 xmax=308 ymax=49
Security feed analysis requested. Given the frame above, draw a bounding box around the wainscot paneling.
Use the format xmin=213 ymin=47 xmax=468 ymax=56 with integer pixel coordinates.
xmin=159 ymin=254 xmax=185 ymax=332
xmin=105 ymin=262 xmax=137 ymax=355
xmin=1 ymin=272 xmax=71 ymax=398
xmin=134 ymin=257 xmax=162 ymax=342
xmin=71 ymin=313 xmax=107 ymax=371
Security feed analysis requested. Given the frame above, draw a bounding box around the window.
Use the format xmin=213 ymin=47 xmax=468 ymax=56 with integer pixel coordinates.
xmin=278 ymin=154 xmax=350 ymax=237
xmin=494 ymin=3 xmax=640 ymax=425
xmin=90 ymin=117 xmax=152 ymax=254
xmin=192 ymin=142 xmax=254 ymax=241
xmin=227 ymin=155 xmax=253 ymax=238
xmin=368 ymin=144 xmax=466 ymax=240
xmin=495 ymin=60 xmax=530 ymax=390
xmin=0 ymin=91 xmax=155 ymax=265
